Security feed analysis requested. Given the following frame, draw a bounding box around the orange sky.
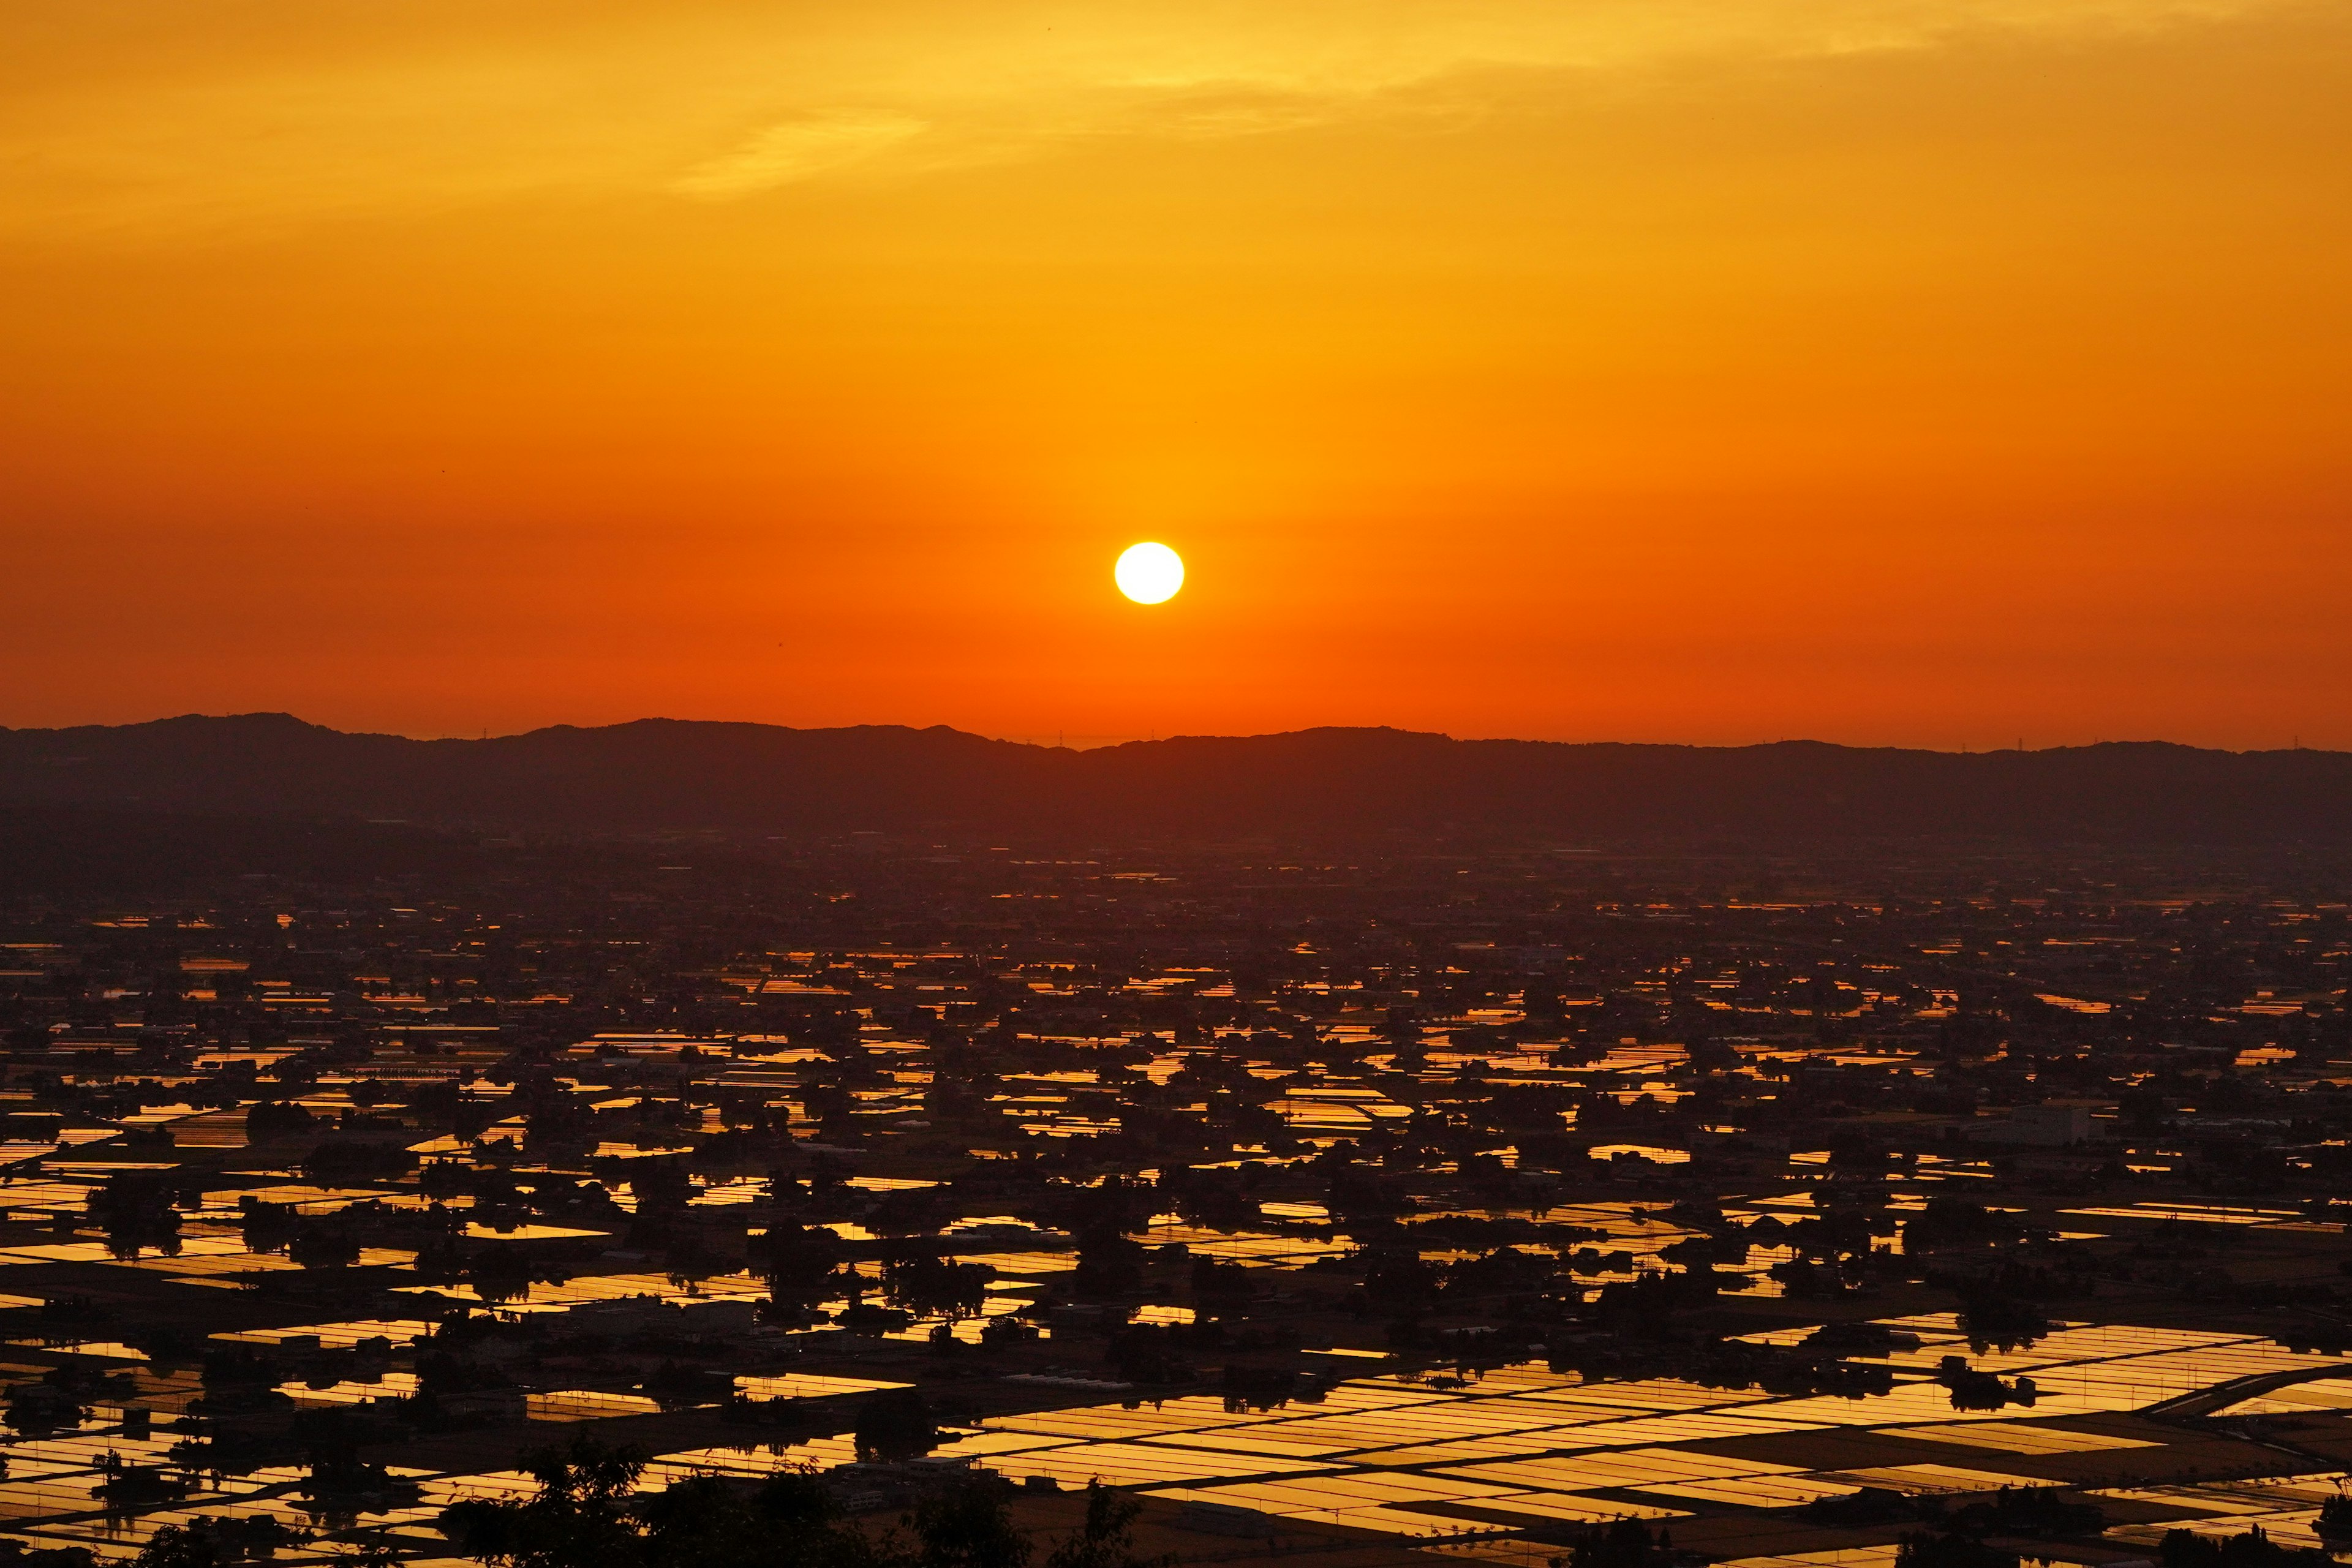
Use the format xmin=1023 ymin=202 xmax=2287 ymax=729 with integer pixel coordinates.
xmin=4 ymin=0 xmax=2347 ymax=747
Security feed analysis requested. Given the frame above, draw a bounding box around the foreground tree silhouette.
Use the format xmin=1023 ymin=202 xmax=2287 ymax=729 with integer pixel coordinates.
xmin=1042 ymin=1483 xmax=1172 ymax=1568
xmin=908 ymin=1477 xmax=1031 ymax=1568
xmin=638 ymin=1471 xmax=895 ymax=1568
xmin=437 ymin=1435 xmax=1076 ymax=1568
xmin=438 ymin=1436 xmax=645 ymax=1568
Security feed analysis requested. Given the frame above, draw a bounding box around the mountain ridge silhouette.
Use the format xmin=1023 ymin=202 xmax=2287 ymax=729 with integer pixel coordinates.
xmin=2 ymin=713 xmax=2345 ymax=843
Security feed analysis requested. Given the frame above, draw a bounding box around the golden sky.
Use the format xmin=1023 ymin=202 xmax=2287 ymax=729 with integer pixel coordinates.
xmin=4 ymin=0 xmax=2346 ymax=745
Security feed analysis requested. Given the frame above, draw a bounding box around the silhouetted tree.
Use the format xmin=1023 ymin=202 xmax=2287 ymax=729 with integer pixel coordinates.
xmin=910 ymin=1477 xmax=1029 ymax=1568
xmin=1043 ymin=1484 xmax=1169 ymax=1568
xmin=853 ymin=1388 xmax=940 ymax=1463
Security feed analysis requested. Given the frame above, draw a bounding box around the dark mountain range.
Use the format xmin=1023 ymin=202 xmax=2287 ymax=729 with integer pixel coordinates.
xmin=1 ymin=714 xmax=2348 ymax=845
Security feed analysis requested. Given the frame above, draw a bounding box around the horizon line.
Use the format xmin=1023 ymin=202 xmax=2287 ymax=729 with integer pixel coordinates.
xmin=0 ymin=710 xmax=2338 ymax=758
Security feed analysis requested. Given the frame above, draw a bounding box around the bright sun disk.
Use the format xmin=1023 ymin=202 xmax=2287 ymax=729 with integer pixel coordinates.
xmin=1114 ymin=542 xmax=1184 ymax=604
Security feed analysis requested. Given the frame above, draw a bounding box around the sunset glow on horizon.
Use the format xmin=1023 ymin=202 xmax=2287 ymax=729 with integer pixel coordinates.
xmin=4 ymin=1 xmax=2346 ymax=747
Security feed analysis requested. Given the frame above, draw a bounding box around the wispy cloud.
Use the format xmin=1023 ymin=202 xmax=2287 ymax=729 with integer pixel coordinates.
xmin=674 ymin=111 xmax=929 ymax=197
xmin=655 ymin=0 xmax=2293 ymax=198
xmin=0 ymin=0 xmax=2304 ymax=235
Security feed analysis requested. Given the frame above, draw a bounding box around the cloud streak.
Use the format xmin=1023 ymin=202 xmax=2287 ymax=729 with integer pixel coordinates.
xmin=674 ymin=112 xmax=930 ymax=197
xmin=0 ymin=0 xmax=2308 ymax=236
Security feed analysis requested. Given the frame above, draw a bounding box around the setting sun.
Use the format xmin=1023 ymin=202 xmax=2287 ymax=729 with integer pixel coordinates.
xmin=1114 ymin=543 xmax=1185 ymax=606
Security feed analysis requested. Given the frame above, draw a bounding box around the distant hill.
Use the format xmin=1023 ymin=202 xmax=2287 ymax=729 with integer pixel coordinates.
xmin=1 ymin=714 xmax=2348 ymax=844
